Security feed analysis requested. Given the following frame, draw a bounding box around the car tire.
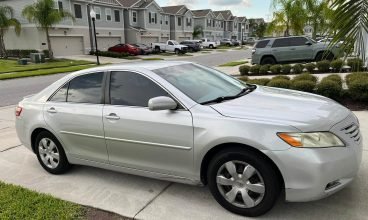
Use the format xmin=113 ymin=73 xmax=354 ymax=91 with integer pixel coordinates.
xmin=175 ymin=49 xmax=180 ymax=55
xmin=261 ymin=57 xmax=276 ymax=65
xmin=209 ymin=45 xmax=214 ymax=49
xmin=35 ymin=131 xmax=71 ymax=175
xmin=315 ymin=51 xmax=334 ymax=61
xmin=207 ymin=148 xmax=281 ymax=217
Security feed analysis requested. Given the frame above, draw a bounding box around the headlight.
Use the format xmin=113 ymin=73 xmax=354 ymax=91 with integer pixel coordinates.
xmin=277 ymin=132 xmax=345 ymax=148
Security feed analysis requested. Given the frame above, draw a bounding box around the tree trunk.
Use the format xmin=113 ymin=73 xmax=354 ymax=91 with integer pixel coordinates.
xmin=312 ymin=21 xmax=318 ymax=40
xmin=0 ymin=29 xmax=6 ymax=59
xmin=45 ymin=27 xmax=54 ymax=59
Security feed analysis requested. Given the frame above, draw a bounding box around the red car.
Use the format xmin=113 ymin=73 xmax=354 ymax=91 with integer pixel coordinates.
xmin=108 ymin=44 xmax=141 ymax=55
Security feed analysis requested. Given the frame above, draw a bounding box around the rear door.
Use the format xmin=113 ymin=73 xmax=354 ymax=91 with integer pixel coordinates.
xmin=271 ymin=38 xmax=290 ymax=62
xmin=44 ymin=72 xmax=108 ymax=163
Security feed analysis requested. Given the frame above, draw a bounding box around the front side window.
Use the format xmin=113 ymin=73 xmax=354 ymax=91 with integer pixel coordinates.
xmin=289 ymin=37 xmax=308 ymax=46
xmin=67 ymin=72 xmax=104 ymax=104
xmin=153 ymin=64 xmax=246 ymax=104
xmin=106 ymin=8 xmax=112 ymax=21
xmin=110 ymin=71 xmax=169 ymax=107
xmin=74 ymin=4 xmax=82 ymax=19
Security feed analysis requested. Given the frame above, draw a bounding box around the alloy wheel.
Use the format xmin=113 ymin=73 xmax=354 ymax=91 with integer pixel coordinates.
xmin=38 ymin=138 xmax=60 ymax=169
xmin=216 ymin=160 xmax=265 ymax=208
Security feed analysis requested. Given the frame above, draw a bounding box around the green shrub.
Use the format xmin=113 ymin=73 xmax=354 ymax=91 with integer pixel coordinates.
xmin=347 ymin=58 xmax=364 ymax=72
xmin=348 ymin=80 xmax=368 ymax=101
xmin=346 ymin=72 xmax=368 ymax=87
xmin=305 ymin=63 xmax=316 ymax=73
xmin=330 ymin=59 xmax=344 ymax=71
xmin=293 ymin=73 xmax=318 ymax=83
xmin=323 ymin=74 xmax=343 ymax=87
xmin=247 ymin=78 xmax=271 ymax=85
xmin=5 ymin=49 xmax=40 ymax=58
xmin=90 ymin=50 xmax=130 ymax=58
xmin=239 ymin=65 xmax=251 ymax=76
xmin=281 ymin=64 xmax=292 ymax=74
xmin=267 ymin=79 xmax=292 ymax=89
xmin=259 ymin=65 xmax=270 ymax=75
xmin=238 ymin=76 xmax=249 ymax=82
xmin=291 ymin=80 xmax=316 ymax=93
xmin=250 ymin=65 xmax=260 ymax=75
xmin=292 ymin=64 xmax=304 ymax=74
xmin=272 ymin=75 xmax=290 ymax=81
xmin=316 ymin=80 xmax=342 ymax=100
xmin=316 ymin=60 xmax=331 ymax=73
xmin=270 ymin=64 xmax=282 ymax=74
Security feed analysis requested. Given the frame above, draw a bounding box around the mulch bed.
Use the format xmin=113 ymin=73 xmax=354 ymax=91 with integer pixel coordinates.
xmin=84 ymin=207 xmax=131 ymax=220
xmin=339 ymin=98 xmax=368 ymax=111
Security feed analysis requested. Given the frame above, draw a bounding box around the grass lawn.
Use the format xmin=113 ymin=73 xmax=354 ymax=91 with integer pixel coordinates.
xmin=219 ymin=61 xmax=249 ymax=67
xmin=141 ymin=57 xmax=164 ymax=61
xmin=0 ymin=64 xmax=97 ymax=80
xmin=0 ymin=181 xmax=83 ymax=219
xmin=0 ymin=59 xmax=94 ymax=74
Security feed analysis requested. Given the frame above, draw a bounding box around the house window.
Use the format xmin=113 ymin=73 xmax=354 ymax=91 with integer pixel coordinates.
xmin=212 ymin=20 xmax=215 ymax=27
xmin=74 ymin=4 xmax=82 ymax=19
xmin=114 ymin=10 xmax=120 ymax=22
xmin=149 ymin=12 xmax=157 ymax=24
xmin=106 ymin=8 xmax=112 ymax=21
xmin=186 ymin=18 xmax=191 ymax=27
xmin=94 ymin=7 xmax=101 ymax=20
xmin=165 ymin=15 xmax=169 ymax=25
xmin=57 ymin=1 xmax=63 ymax=11
xmin=221 ymin=21 xmax=224 ymax=28
xmin=132 ymin=11 xmax=137 ymax=23
xmin=178 ymin=17 xmax=182 ymax=26
xmin=207 ymin=19 xmax=211 ymax=27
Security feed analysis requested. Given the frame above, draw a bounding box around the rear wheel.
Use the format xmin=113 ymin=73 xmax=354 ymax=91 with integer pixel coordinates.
xmin=315 ymin=51 xmax=334 ymax=61
xmin=260 ymin=56 xmax=276 ymax=65
xmin=209 ymin=44 xmax=214 ymax=49
xmin=154 ymin=47 xmax=160 ymax=53
xmin=207 ymin=148 xmax=281 ymax=217
xmin=35 ymin=131 xmax=71 ymax=174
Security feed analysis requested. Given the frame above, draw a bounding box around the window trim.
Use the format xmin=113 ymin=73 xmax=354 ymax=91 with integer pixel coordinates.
xmin=106 ymin=8 xmax=112 ymax=21
xmin=105 ymin=70 xmax=188 ymax=110
xmin=132 ymin=10 xmax=137 ymax=23
xmin=94 ymin=7 xmax=101 ymax=20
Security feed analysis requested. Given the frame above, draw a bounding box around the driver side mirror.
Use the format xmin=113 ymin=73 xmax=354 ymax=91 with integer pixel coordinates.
xmin=148 ymin=96 xmax=177 ymax=111
xmin=305 ymin=41 xmax=312 ymax=46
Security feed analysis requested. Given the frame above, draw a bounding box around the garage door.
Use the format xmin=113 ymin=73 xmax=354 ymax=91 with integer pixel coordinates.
xmin=178 ymin=37 xmax=190 ymax=41
xmin=97 ymin=37 xmax=121 ymax=51
xmin=141 ymin=36 xmax=159 ymax=45
xmin=50 ymin=36 xmax=84 ymax=56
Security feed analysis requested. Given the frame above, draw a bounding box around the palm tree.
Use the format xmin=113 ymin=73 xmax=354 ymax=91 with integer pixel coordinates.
xmin=268 ymin=0 xmax=307 ymax=36
xmin=304 ymin=0 xmax=333 ymax=40
xmin=22 ymin=0 xmax=74 ymax=59
xmin=329 ymin=0 xmax=368 ymax=64
xmin=192 ymin=25 xmax=204 ymax=39
xmin=0 ymin=5 xmax=21 ymax=58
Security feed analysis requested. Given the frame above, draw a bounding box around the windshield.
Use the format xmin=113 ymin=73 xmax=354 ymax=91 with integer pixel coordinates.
xmin=153 ymin=64 xmax=248 ymax=104
xmin=171 ymin=41 xmax=179 ymax=45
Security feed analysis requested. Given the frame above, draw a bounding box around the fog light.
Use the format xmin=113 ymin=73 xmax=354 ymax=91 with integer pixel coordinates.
xmin=325 ymin=180 xmax=341 ymax=190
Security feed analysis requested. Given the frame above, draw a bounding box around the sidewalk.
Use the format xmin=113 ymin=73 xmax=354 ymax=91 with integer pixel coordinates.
xmin=0 ymin=105 xmax=367 ymax=220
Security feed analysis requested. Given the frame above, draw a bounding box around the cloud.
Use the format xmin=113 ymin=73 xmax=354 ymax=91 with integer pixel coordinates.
xmin=166 ymin=0 xmax=199 ymax=8
xmin=209 ymin=0 xmax=251 ymax=7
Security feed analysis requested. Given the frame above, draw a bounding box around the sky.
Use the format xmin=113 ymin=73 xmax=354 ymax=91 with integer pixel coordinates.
xmin=156 ymin=0 xmax=273 ymax=21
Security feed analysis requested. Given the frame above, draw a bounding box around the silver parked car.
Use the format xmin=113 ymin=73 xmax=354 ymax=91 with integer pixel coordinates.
xmin=15 ymin=61 xmax=363 ymax=217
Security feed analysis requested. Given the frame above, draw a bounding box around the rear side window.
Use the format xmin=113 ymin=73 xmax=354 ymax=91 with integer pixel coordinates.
xmin=272 ymin=38 xmax=289 ymax=48
xmin=109 ymin=71 xmax=169 ymax=107
xmin=50 ymin=83 xmax=68 ymax=102
xmin=256 ymin=40 xmax=270 ymax=48
xmin=289 ymin=37 xmax=308 ymax=46
xmin=67 ymin=72 xmax=104 ymax=104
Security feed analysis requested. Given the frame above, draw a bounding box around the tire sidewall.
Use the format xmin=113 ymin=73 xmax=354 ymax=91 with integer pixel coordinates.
xmin=207 ymin=149 xmax=280 ymax=217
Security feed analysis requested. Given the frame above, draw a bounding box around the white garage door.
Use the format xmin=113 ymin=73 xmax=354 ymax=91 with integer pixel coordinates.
xmin=50 ymin=36 xmax=84 ymax=56
xmin=141 ymin=36 xmax=159 ymax=45
xmin=178 ymin=37 xmax=190 ymax=41
xmin=97 ymin=37 xmax=121 ymax=51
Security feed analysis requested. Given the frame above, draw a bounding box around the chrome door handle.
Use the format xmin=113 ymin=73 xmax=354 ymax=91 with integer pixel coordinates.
xmin=47 ymin=107 xmax=57 ymax=113
xmin=105 ymin=113 xmax=120 ymax=120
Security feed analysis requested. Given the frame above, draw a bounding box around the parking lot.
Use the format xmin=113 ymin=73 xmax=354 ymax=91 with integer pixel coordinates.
xmin=0 ymin=105 xmax=367 ymax=220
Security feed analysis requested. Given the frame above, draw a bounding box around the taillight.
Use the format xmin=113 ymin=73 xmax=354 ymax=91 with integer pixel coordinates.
xmin=15 ymin=106 xmax=23 ymax=117
xmin=252 ymin=48 xmax=256 ymax=54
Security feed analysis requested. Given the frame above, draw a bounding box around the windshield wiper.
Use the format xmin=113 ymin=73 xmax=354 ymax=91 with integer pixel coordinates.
xmin=200 ymin=86 xmax=256 ymax=105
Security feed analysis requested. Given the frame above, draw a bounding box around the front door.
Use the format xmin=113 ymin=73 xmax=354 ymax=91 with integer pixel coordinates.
xmin=44 ymin=72 xmax=108 ymax=163
xmin=290 ymin=37 xmax=315 ymax=61
xmin=103 ymin=71 xmax=194 ymax=178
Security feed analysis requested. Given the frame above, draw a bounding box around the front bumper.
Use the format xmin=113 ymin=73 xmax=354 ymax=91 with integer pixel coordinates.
xmin=267 ymin=114 xmax=363 ymax=202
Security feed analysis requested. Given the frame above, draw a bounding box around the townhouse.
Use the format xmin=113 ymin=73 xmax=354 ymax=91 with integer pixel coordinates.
xmin=2 ymin=0 xmax=252 ymax=56
xmin=4 ymin=0 xmax=125 ymax=56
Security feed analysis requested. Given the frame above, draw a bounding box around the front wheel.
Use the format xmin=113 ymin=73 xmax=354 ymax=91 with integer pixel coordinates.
xmin=175 ymin=49 xmax=180 ymax=55
xmin=209 ymin=44 xmax=214 ymax=49
xmin=207 ymin=148 xmax=281 ymax=217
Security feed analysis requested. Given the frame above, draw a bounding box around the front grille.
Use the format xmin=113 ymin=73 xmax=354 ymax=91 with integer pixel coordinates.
xmin=342 ymin=124 xmax=361 ymax=143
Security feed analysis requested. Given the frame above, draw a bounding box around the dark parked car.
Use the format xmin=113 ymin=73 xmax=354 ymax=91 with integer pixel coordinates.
xmin=108 ymin=44 xmax=141 ymax=56
xmin=180 ymin=41 xmax=201 ymax=52
xmin=132 ymin=43 xmax=153 ymax=55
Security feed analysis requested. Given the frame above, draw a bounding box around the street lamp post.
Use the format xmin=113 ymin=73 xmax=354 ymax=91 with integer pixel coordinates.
xmin=90 ymin=8 xmax=100 ymax=65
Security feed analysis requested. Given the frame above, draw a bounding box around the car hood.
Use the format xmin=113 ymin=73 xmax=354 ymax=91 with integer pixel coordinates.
xmin=211 ymin=86 xmax=350 ymax=132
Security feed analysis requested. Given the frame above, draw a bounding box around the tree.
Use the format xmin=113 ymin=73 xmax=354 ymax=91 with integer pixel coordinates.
xmin=0 ymin=5 xmax=21 ymax=58
xmin=304 ymin=0 xmax=333 ymax=39
xmin=192 ymin=25 xmax=204 ymax=39
xmin=255 ymin=22 xmax=267 ymax=38
xmin=22 ymin=0 xmax=74 ymax=59
xmin=329 ymin=0 xmax=368 ymax=64
xmin=268 ymin=0 xmax=307 ymax=36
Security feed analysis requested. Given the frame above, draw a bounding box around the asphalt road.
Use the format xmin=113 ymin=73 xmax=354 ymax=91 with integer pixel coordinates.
xmin=0 ymin=49 xmax=251 ymax=107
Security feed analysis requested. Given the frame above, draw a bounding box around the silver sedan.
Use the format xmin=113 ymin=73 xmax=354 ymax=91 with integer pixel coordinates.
xmin=15 ymin=61 xmax=363 ymax=217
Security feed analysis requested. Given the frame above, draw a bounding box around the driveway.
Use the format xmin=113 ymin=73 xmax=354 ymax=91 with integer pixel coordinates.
xmin=0 ymin=105 xmax=367 ymax=220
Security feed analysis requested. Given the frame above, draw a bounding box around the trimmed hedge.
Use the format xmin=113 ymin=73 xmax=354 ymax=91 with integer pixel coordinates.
xmin=238 ymin=76 xmax=249 ymax=82
xmin=259 ymin=64 xmax=270 ymax=75
xmin=247 ymin=78 xmax=271 ymax=85
xmin=293 ymin=73 xmax=318 ymax=83
xmin=316 ymin=60 xmax=331 ymax=73
xmin=291 ymin=80 xmax=316 ymax=93
xmin=330 ymin=59 xmax=344 ymax=71
xmin=239 ymin=65 xmax=251 ymax=76
xmin=305 ymin=63 xmax=316 ymax=73
xmin=250 ymin=65 xmax=260 ymax=75
xmin=292 ymin=64 xmax=303 ymax=74
xmin=5 ymin=49 xmax=48 ymax=58
xmin=267 ymin=79 xmax=291 ymax=89
xmin=346 ymin=72 xmax=368 ymax=101
xmin=316 ymin=79 xmax=342 ymax=100
xmin=346 ymin=72 xmax=368 ymax=87
xmin=270 ymin=64 xmax=282 ymax=74
xmin=281 ymin=64 xmax=292 ymax=74
xmin=324 ymin=74 xmax=343 ymax=87
xmin=347 ymin=58 xmax=364 ymax=72
xmin=89 ymin=50 xmax=130 ymax=58
xmin=272 ymin=75 xmax=290 ymax=81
